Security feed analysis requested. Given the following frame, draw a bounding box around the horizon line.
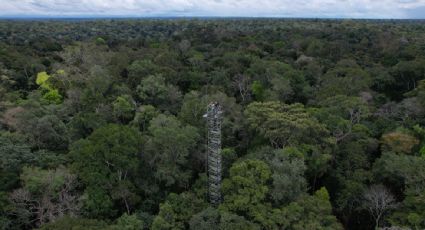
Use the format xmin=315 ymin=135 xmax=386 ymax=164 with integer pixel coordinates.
xmin=0 ymin=15 xmax=424 ymax=20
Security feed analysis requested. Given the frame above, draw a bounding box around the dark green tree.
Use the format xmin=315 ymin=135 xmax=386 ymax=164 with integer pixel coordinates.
xmin=70 ymin=124 xmax=142 ymax=218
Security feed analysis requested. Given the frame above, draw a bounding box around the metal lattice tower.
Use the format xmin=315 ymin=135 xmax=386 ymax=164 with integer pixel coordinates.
xmin=205 ymin=102 xmax=223 ymax=206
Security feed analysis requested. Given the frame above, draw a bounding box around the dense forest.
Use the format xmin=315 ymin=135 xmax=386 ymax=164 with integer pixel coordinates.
xmin=0 ymin=18 xmax=424 ymax=230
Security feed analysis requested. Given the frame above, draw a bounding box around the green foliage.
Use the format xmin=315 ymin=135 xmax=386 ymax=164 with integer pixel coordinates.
xmin=41 ymin=213 xmax=144 ymax=230
xmin=246 ymin=146 xmax=308 ymax=205
xmin=127 ymin=60 xmax=161 ymax=88
xmin=269 ymin=149 xmax=307 ymax=205
xmin=109 ymin=213 xmax=144 ymax=230
xmin=251 ymin=81 xmax=265 ymax=101
xmin=392 ymin=59 xmax=425 ymax=93
xmin=42 ymin=89 xmax=62 ymax=104
xmin=219 ymin=211 xmax=261 ymax=230
xmin=389 ymin=190 xmax=425 ymax=229
xmin=145 ymin=114 xmax=199 ymax=188
xmin=20 ymin=166 xmax=66 ymax=193
xmin=9 ymin=166 xmax=79 ymax=228
xmin=82 ymin=187 xmax=115 ymax=218
xmin=245 ymin=101 xmax=332 ymax=147
xmin=36 ymin=72 xmax=51 ymax=90
xmin=152 ymin=192 xmax=206 ymax=230
xmin=0 ymin=192 xmax=12 ymax=230
xmin=33 ymin=115 xmax=69 ymax=150
xmin=137 ymin=74 xmax=182 ymax=112
xmin=39 ymin=217 xmax=107 ymax=230
xmin=317 ymin=59 xmax=372 ymax=100
xmin=313 ymin=95 xmax=370 ymax=142
xmin=221 ymin=160 xmax=274 ymax=227
xmin=373 ymin=153 xmax=425 ymax=228
xmin=130 ymin=105 xmax=159 ymax=132
xmin=373 ymin=152 xmax=425 ymax=193
xmin=113 ymin=95 xmax=136 ymax=122
xmin=0 ymin=132 xmax=33 ymax=172
xmin=189 ymin=207 xmax=220 ymax=230
xmin=279 ymin=187 xmax=343 ymax=230
xmin=70 ymin=124 xmax=142 ymax=218
xmin=67 ymin=112 xmax=108 ymax=141
xmin=95 ymin=37 xmax=106 ymax=46
xmin=1 ymin=19 xmax=425 ymax=230
xmin=35 ymin=72 xmax=63 ymax=104
xmin=178 ymin=91 xmax=205 ymax=128
xmin=221 ymin=159 xmax=271 ymax=212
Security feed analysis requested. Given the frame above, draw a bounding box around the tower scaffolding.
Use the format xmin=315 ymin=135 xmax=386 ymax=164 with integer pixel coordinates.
xmin=205 ymin=102 xmax=223 ymax=206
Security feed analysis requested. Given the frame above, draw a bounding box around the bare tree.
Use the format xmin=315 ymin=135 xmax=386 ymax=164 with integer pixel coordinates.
xmin=0 ymin=106 xmax=25 ymax=131
xmin=363 ymin=184 xmax=397 ymax=229
xmin=9 ymin=167 xmax=80 ymax=227
xmin=232 ymin=74 xmax=251 ymax=103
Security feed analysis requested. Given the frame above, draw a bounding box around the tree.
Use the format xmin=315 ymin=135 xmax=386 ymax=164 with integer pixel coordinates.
xmin=1 ymin=106 xmax=68 ymax=151
xmin=0 ymin=191 xmax=12 ymax=230
xmin=113 ymin=95 xmax=136 ymax=123
xmin=245 ymin=101 xmax=332 ymax=148
xmin=109 ymin=213 xmax=144 ymax=230
xmin=373 ymin=153 xmax=425 ymax=229
xmin=80 ymin=65 xmax=113 ymax=110
xmin=221 ymin=160 xmax=274 ymax=227
xmin=269 ymin=69 xmax=311 ymax=103
xmin=35 ymin=71 xmax=63 ymax=104
xmin=39 ymin=216 xmax=107 ymax=230
xmin=130 ymin=105 xmax=159 ymax=132
xmin=152 ymin=192 xmax=206 ymax=230
xmin=381 ymin=131 xmax=420 ymax=155
xmin=245 ymin=101 xmax=334 ymax=188
xmin=145 ymin=114 xmax=199 ymax=188
xmin=313 ymin=95 xmax=370 ymax=143
xmin=268 ymin=149 xmax=307 ymax=205
xmin=247 ymin=147 xmax=307 ymax=205
xmin=67 ymin=112 xmax=107 ymax=141
xmin=136 ymin=74 xmax=182 ymax=112
xmin=32 ymin=115 xmax=69 ymax=150
xmin=189 ymin=207 xmax=220 ymax=230
xmin=219 ymin=211 xmax=261 ymax=230
xmin=415 ymin=80 xmax=425 ymax=108
xmin=279 ymin=187 xmax=343 ymax=230
xmin=178 ymin=91 xmax=206 ymax=129
xmin=327 ymin=126 xmax=377 ymax=226
xmin=188 ymin=207 xmax=261 ymax=230
xmin=151 ymin=203 xmax=177 ymax=230
xmin=389 ymin=190 xmax=425 ymax=229
xmin=36 ymin=72 xmax=51 ymax=90
xmin=373 ymin=153 xmax=425 ymax=193
xmin=251 ymin=81 xmax=265 ymax=101
xmin=363 ymin=185 xmax=396 ymax=229
xmin=0 ymin=131 xmax=33 ymax=192
xmin=70 ymin=124 xmax=142 ymax=217
xmin=9 ymin=166 xmax=80 ymax=228
xmin=391 ymin=59 xmax=425 ymax=94
xmin=317 ymin=59 xmax=372 ymax=100
xmin=0 ymin=131 xmax=33 ymax=172
xmin=232 ymin=73 xmax=251 ymax=103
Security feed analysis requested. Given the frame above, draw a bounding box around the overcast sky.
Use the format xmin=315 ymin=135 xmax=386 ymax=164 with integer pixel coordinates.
xmin=1 ymin=0 xmax=425 ymax=19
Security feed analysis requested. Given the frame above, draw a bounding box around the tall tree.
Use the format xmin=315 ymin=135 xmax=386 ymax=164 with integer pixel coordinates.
xmin=245 ymin=101 xmax=332 ymax=148
xmin=363 ymin=185 xmax=396 ymax=229
xmin=70 ymin=124 xmax=142 ymax=217
xmin=144 ymin=114 xmax=199 ymax=189
xmin=9 ymin=166 xmax=79 ymax=228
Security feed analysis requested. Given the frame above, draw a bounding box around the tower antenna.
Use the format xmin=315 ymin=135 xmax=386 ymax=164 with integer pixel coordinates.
xmin=204 ymin=102 xmax=223 ymax=206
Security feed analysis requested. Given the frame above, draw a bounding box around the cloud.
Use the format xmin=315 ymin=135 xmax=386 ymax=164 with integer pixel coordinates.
xmin=0 ymin=0 xmax=424 ymax=18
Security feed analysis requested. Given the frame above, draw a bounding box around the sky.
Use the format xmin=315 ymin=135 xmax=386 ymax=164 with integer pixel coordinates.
xmin=0 ymin=0 xmax=425 ymax=19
